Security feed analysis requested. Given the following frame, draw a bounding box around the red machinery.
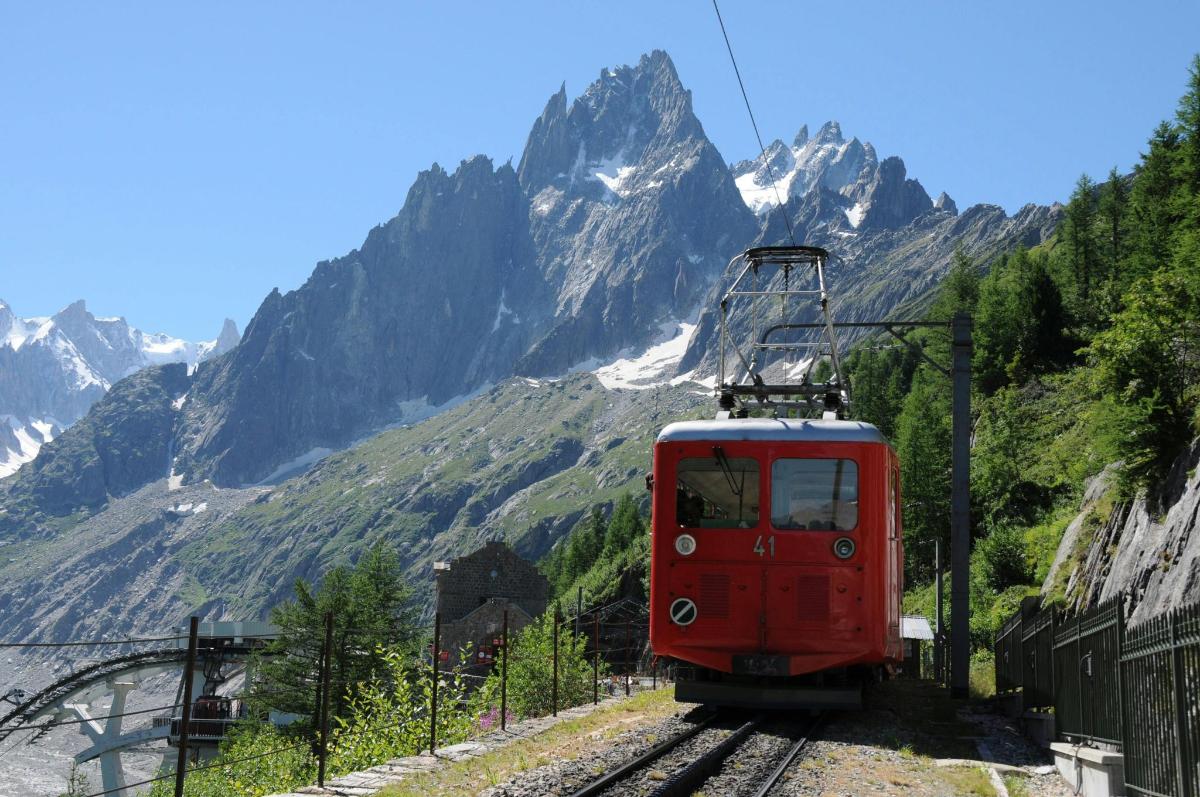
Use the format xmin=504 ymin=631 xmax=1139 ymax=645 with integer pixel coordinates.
xmin=648 ymin=246 xmax=903 ymax=708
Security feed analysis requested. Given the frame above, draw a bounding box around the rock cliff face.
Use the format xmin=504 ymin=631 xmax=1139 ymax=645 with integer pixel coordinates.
xmin=0 ymin=299 xmax=236 ymax=478
xmin=172 ymin=157 xmax=545 ymax=487
xmin=1047 ymin=439 xmax=1200 ymax=623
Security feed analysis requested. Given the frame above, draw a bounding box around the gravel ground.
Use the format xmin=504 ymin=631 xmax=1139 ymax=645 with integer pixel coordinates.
xmin=481 ymin=706 xmax=715 ymax=797
xmin=484 ymin=681 xmax=1078 ymax=797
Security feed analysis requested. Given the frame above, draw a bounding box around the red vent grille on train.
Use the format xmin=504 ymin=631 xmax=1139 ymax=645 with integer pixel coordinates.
xmin=796 ymin=574 xmax=830 ymax=624
xmin=698 ymin=573 xmax=731 ymax=619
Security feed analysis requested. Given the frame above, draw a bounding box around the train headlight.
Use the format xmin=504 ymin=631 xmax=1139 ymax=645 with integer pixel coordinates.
xmin=833 ymin=537 xmax=856 ymax=559
xmin=669 ymin=598 xmax=697 ymax=626
xmin=674 ymin=534 xmax=697 ymax=556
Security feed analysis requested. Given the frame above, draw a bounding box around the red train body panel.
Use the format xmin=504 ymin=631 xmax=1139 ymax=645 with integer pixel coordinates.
xmin=649 ymin=418 xmax=903 ymax=687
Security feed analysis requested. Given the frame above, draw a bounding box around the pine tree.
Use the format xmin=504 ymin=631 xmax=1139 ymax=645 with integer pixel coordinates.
xmin=1176 ymin=54 xmax=1200 ymax=196
xmin=254 ymin=543 xmax=419 ymax=722
xmin=1062 ymin=174 xmax=1100 ymax=306
xmin=1097 ymin=166 xmax=1129 ymax=308
xmin=1130 ymin=122 xmax=1181 ymax=277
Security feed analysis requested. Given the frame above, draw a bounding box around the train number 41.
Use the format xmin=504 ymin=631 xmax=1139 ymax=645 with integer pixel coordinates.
xmin=753 ymin=535 xmax=775 ymax=558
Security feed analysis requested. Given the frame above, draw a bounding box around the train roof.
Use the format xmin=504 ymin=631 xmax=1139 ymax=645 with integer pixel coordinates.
xmin=656 ymin=418 xmax=889 ymax=445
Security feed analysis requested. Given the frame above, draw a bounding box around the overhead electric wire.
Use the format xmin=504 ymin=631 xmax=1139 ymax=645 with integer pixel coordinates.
xmin=711 ymin=0 xmax=797 ymax=246
xmin=0 ymin=634 xmax=190 ymax=648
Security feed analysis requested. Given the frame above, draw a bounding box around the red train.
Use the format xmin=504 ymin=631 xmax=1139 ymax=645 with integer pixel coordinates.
xmin=649 ymin=417 xmax=903 ymax=708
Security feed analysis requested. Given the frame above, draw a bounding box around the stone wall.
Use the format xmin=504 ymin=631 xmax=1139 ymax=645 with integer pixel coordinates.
xmin=435 ymin=541 xmax=550 ymax=666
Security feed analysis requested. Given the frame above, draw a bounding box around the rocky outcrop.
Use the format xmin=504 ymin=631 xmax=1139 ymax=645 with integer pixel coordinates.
xmin=678 ymin=195 xmax=1062 ymax=376
xmin=0 ymin=363 xmax=190 ymax=532
xmin=1051 ymin=440 xmax=1200 ymax=622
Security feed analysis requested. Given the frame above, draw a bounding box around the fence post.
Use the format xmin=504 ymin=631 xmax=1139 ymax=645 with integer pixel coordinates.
xmin=1076 ymin=611 xmax=1084 ymax=740
xmin=430 ymin=611 xmax=440 ymax=755
xmin=575 ymin=587 xmax=582 ymax=652
xmin=652 ymin=656 xmax=657 ymax=690
xmin=1169 ymin=609 xmax=1193 ymax=797
xmin=1115 ymin=596 xmax=1128 ymax=751
xmin=317 ymin=610 xmax=333 ymax=787
xmin=500 ymin=608 xmax=508 ymax=732
xmin=949 ymin=312 xmax=973 ymax=699
xmin=174 ymin=616 xmax=199 ymax=797
xmin=934 ymin=539 xmax=944 ymax=684
xmin=593 ymin=615 xmax=599 ymax=705
xmin=624 ymin=621 xmax=631 ymax=697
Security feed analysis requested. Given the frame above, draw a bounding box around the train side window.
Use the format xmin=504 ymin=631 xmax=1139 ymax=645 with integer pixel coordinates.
xmin=770 ymin=458 xmax=858 ymax=531
xmin=676 ymin=455 xmax=759 ymax=528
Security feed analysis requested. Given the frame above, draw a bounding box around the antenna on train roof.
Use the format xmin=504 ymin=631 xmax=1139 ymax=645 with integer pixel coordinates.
xmin=716 ymin=246 xmax=850 ymax=420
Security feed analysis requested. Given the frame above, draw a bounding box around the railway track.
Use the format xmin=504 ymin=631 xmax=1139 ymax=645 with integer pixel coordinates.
xmin=569 ymin=710 xmax=825 ymax=797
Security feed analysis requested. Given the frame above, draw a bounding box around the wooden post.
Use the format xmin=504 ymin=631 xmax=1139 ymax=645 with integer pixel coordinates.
xmin=317 ymin=611 xmax=333 ymax=786
xmin=552 ymin=606 xmax=560 ymax=717
xmin=500 ymin=608 xmax=509 ymax=731
xmin=174 ymin=616 xmax=199 ymax=797
xmin=430 ymin=611 xmax=440 ymax=755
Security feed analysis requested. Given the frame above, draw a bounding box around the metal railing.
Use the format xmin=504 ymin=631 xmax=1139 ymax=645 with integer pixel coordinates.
xmin=994 ymin=596 xmax=1200 ymax=797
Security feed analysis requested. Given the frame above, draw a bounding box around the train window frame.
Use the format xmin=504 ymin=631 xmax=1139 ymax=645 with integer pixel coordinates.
xmin=768 ymin=457 xmax=860 ymax=533
xmin=674 ymin=452 xmax=761 ymax=529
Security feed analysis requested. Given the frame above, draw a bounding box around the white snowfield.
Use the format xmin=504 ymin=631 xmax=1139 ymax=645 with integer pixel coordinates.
xmin=731 ymin=122 xmax=875 ymax=222
xmin=590 ymin=319 xmax=705 ymax=390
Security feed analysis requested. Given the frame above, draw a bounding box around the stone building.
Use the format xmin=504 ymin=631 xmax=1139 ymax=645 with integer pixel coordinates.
xmin=434 ymin=541 xmax=550 ymax=668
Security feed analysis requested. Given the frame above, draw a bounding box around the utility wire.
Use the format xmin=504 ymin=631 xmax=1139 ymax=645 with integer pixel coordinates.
xmin=711 ymin=0 xmax=797 ymax=246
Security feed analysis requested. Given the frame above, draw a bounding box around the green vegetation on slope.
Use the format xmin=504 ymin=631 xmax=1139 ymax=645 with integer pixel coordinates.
xmin=866 ymin=55 xmax=1200 ymax=645
xmin=170 ymin=373 xmax=705 ymax=619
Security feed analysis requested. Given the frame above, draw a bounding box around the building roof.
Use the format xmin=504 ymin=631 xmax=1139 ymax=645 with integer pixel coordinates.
xmin=656 ymin=418 xmax=888 ymax=445
xmin=901 ymin=615 xmax=935 ymax=641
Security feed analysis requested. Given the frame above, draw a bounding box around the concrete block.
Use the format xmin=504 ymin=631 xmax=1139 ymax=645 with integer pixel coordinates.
xmin=1051 ymin=742 xmax=1124 ymax=797
xmin=1021 ymin=710 xmax=1055 ymax=748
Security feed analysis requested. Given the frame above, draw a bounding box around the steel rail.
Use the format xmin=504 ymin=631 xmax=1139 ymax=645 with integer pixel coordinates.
xmin=648 ymin=714 xmax=764 ymax=797
xmin=749 ymin=712 xmax=826 ymax=797
xmin=565 ymin=712 xmax=719 ymax=797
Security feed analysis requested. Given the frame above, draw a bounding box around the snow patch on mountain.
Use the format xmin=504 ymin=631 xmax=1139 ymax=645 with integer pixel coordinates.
xmin=592 ymin=319 xmax=698 ymax=390
xmin=731 ymin=122 xmax=875 ymax=216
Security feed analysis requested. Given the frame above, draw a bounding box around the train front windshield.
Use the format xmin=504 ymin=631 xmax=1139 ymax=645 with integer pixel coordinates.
xmin=770 ymin=458 xmax=858 ymax=531
xmin=676 ymin=456 xmax=759 ymax=528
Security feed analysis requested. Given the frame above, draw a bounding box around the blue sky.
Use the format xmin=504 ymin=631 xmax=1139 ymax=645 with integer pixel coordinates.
xmin=2 ymin=1 xmax=1197 ymax=340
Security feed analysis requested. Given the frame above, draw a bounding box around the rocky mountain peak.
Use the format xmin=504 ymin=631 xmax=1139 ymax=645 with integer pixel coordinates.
xmin=857 ymin=155 xmax=933 ymax=231
xmin=517 ymin=50 xmax=702 ymax=198
xmin=813 ymin=120 xmax=844 ymax=145
xmin=934 ymin=191 xmax=959 ymax=215
xmin=792 ymin=125 xmax=809 ymax=148
xmin=213 ymin=318 xmax=240 ymax=352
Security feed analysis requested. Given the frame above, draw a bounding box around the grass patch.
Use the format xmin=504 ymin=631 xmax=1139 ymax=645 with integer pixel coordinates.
xmin=940 ymin=765 xmax=997 ymax=796
xmin=970 ymin=651 xmax=996 ymax=699
xmin=377 ymin=688 xmax=680 ymax=797
xmin=1004 ymin=772 xmax=1032 ymax=797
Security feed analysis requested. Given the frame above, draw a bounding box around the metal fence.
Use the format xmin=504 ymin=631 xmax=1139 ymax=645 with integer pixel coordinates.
xmin=994 ymin=596 xmax=1200 ymax=797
